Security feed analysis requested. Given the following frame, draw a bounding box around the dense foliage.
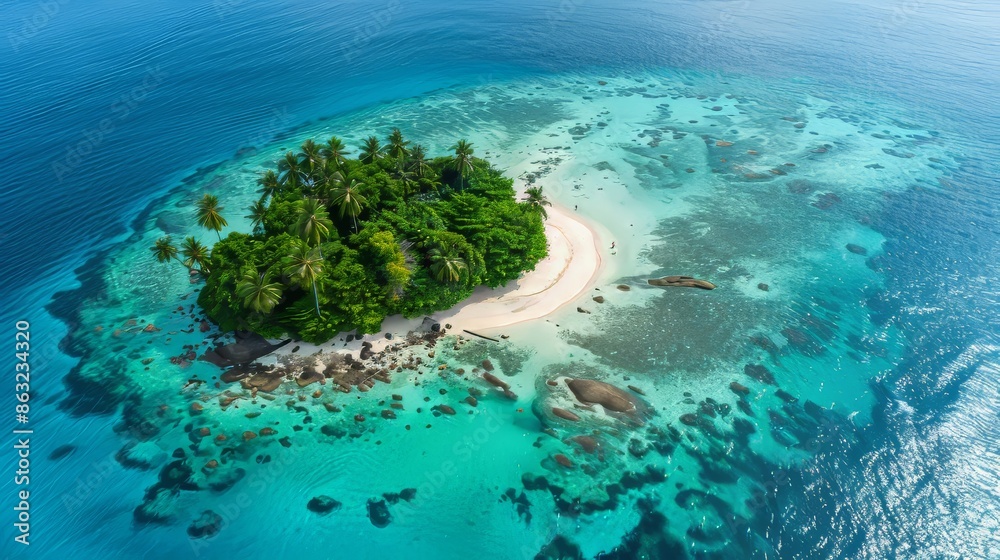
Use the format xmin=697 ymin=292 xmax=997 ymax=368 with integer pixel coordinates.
xmin=177 ymin=132 xmax=547 ymax=343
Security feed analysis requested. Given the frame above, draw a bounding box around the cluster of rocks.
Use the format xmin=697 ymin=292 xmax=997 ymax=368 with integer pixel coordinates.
xmin=133 ymin=460 xmax=199 ymax=525
xmin=366 ymin=488 xmax=417 ymax=528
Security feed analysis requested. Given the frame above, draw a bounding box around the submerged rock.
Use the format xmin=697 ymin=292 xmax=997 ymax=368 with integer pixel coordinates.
xmin=782 ymin=327 xmax=826 ymax=356
xmin=570 ymin=435 xmax=600 ymax=454
xmin=134 ymin=488 xmax=177 ymax=525
xmin=367 ymin=499 xmax=391 ymax=528
xmin=535 ymin=535 xmax=585 ymax=560
xmin=732 ymin=417 xmax=756 ymax=437
xmin=627 ymin=385 xmax=645 ymax=396
xmin=187 ymin=510 xmax=223 ymax=538
xmin=307 ymin=495 xmax=342 ymax=515
xmin=729 ymin=381 xmax=750 ymax=396
xmin=208 ymin=467 xmax=245 ymax=493
xmin=775 ymin=389 xmax=798 ymax=403
xmin=846 ymin=243 xmax=868 ymax=255
xmin=49 ymin=444 xmax=76 ymax=461
xmin=553 ymin=454 xmax=574 ymax=469
xmin=786 ymin=179 xmax=814 ymax=194
xmin=744 ymin=363 xmax=776 ymax=385
xmin=812 ymin=192 xmax=842 ymax=210
xmin=628 ymin=438 xmax=649 ymax=459
xmin=551 ymin=407 xmax=581 ymax=422
xmin=435 ymin=404 xmax=456 ymax=415
xmin=483 ymin=372 xmax=516 ymax=399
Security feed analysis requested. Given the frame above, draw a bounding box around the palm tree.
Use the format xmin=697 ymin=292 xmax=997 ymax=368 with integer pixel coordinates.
xmin=522 ymin=186 xmax=552 ymax=219
xmin=257 ymin=170 xmax=281 ymax=202
xmin=236 ymin=271 xmax=284 ymax=314
xmin=359 ymin=136 xmax=384 ymax=165
xmin=321 ymin=136 xmax=349 ymax=165
xmin=283 ymin=241 xmax=324 ymax=317
xmin=246 ymin=199 xmax=268 ymax=235
xmin=180 ymin=236 xmax=211 ymax=273
xmin=387 ymin=128 xmax=410 ymax=160
xmin=429 ymin=245 xmax=468 ymax=284
xmin=316 ymin=164 xmax=344 ymax=204
xmin=292 ymin=198 xmax=333 ymax=253
xmin=196 ymin=194 xmax=228 ymax=240
xmin=277 ymin=151 xmax=304 ymax=188
xmin=408 ymin=144 xmax=431 ymax=178
xmin=394 ymin=164 xmax=417 ymax=198
xmin=330 ymin=177 xmax=368 ymax=232
xmin=450 ymin=139 xmax=475 ymax=190
xmin=298 ymin=139 xmax=323 ymax=184
xmin=151 ymin=236 xmax=183 ymax=267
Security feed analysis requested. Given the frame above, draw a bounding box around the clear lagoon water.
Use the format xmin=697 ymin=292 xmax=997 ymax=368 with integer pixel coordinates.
xmin=1 ymin=1 xmax=998 ymax=558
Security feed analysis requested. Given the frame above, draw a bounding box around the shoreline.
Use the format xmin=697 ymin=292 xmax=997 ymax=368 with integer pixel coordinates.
xmin=435 ymin=201 xmax=604 ymax=333
xmin=268 ymin=199 xmax=607 ymax=362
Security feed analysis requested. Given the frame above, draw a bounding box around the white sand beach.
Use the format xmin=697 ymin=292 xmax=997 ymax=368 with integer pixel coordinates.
xmin=436 ymin=201 xmax=603 ymax=333
xmin=269 ymin=197 xmax=607 ymax=364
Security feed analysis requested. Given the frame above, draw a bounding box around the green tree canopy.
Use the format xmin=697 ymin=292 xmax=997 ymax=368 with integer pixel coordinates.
xmin=194 ymin=133 xmax=547 ymax=343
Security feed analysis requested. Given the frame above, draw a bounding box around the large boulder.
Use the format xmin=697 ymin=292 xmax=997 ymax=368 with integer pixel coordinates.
xmin=565 ymin=379 xmax=638 ymax=415
xmin=200 ymin=333 xmax=292 ymax=367
xmin=296 ymin=369 xmax=325 ymax=387
xmin=647 ymin=275 xmax=716 ymax=290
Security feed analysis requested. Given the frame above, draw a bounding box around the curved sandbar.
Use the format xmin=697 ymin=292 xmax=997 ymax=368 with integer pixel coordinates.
xmin=266 ymin=202 xmax=603 ymax=363
xmin=437 ymin=202 xmax=603 ymax=333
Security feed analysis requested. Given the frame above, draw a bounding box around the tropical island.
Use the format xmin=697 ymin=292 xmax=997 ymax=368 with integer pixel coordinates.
xmin=152 ymin=130 xmax=553 ymax=343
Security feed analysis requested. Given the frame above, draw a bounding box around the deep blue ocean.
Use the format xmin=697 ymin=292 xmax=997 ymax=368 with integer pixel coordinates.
xmin=1 ymin=0 xmax=998 ymax=558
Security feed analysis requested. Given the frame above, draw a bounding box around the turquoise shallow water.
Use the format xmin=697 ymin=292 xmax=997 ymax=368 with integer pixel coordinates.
xmin=2 ymin=1 xmax=999 ymax=559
